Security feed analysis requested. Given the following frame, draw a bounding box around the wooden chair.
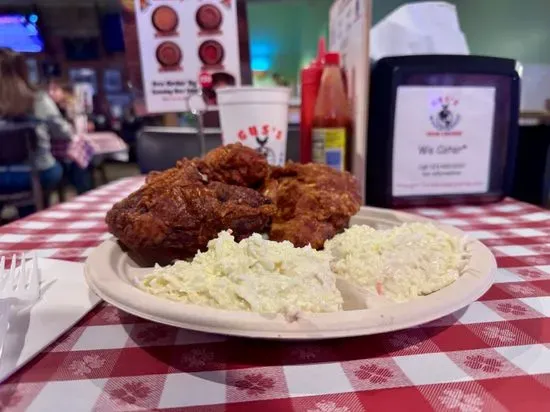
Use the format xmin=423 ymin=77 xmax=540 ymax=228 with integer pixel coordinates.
xmin=0 ymin=122 xmax=44 ymax=213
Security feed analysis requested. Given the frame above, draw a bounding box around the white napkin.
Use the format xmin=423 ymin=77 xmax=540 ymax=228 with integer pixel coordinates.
xmin=370 ymin=1 xmax=470 ymax=61
xmin=0 ymin=258 xmax=101 ymax=382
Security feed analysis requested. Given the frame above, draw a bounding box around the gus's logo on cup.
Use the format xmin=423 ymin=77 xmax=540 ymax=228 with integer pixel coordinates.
xmin=237 ymin=124 xmax=284 ymax=164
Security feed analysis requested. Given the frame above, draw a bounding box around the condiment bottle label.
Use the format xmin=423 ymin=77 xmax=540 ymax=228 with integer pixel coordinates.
xmin=312 ymin=128 xmax=346 ymax=171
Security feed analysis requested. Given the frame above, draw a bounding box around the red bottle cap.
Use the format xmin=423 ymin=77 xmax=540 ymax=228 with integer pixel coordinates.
xmin=301 ymin=37 xmax=327 ymax=84
xmin=324 ymin=52 xmax=340 ymax=66
xmin=301 ymin=63 xmax=322 ymax=84
xmin=317 ymin=37 xmax=326 ymax=63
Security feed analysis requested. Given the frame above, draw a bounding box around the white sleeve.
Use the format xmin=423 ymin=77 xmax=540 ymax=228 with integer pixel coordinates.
xmin=33 ymin=92 xmax=74 ymax=141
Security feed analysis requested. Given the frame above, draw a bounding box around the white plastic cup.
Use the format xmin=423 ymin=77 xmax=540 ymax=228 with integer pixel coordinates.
xmin=216 ymin=86 xmax=291 ymax=166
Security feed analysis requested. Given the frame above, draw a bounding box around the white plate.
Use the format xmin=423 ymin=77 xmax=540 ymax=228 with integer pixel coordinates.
xmin=84 ymin=207 xmax=496 ymax=340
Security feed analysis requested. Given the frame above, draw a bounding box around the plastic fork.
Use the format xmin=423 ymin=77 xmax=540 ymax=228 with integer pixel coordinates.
xmin=0 ymin=253 xmax=41 ymax=366
xmin=0 ymin=299 xmax=10 ymax=362
xmin=0 ymin=253 xmax=40 ymax=304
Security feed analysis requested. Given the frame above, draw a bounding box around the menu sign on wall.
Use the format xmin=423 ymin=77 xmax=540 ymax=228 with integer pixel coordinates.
xmin=392 ymin=86 xmax=496 ymax=196
xmin=134 ymin=0 xmax=242 ymax=113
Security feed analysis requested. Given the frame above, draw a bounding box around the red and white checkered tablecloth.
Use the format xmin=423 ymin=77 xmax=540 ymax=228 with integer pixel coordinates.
xmin=51 ymin=132 xmax=129 ymax=169
xmin=1 ymin=176 xmax=550 ymax=411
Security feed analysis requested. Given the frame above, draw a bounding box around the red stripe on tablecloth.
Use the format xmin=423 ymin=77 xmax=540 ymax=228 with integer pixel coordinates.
xmin=478 ymin=375 xmax=550 ymax=411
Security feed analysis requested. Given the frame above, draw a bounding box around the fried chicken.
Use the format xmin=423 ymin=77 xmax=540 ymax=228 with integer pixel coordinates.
xmin=106 ymin=157 xmax=275 ymax=265
xmin=106 ymin=143 xmax=361 ymax=265
xmin=198 ymin=143 xmax=269 ymax=188
xmin=262 ymin=162 xmax=361 ymax=249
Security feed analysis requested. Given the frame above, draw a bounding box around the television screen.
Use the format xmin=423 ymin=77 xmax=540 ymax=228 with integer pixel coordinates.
xmin=0 ymin=14 xmax=44 ymax=53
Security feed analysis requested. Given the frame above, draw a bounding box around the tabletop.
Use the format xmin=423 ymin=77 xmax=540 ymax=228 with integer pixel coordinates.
xmin=0 ymin=176 xmax=550 ymax=411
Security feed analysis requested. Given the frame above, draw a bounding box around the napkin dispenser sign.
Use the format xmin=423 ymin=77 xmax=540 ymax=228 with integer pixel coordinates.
xmin=366 ymin=55 xmax=520 ymax=208
xmin=392 ymin=86 xmax=495 ymax=196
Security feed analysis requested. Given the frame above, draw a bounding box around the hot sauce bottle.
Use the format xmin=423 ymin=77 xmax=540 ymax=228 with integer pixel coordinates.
xmin=300 ymin=37 xmax=325 ymax=164
xmin=312 ymin=52 xmax=352 ymax=171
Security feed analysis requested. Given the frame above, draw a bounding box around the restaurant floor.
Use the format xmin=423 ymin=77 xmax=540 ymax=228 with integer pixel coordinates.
xmin=0 ymin=162 xmax=141 ymax=225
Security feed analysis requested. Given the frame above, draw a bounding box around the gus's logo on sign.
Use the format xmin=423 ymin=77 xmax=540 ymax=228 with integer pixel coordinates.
xmin=427 ymin=96 xmax=462 ymax=136
xmin=238 ymin=124 xmax=283 ymax=164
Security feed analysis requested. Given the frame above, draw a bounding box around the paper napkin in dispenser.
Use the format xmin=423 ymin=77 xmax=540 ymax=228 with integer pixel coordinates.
xmin=370 ymin=1 xmax=470 ymax=61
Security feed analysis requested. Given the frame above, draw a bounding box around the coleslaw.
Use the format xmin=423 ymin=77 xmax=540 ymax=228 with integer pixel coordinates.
xmin=325 ymin=223 xmax=470 ymax=302
xmin=139 ymin=231 xmax=343 ymax=315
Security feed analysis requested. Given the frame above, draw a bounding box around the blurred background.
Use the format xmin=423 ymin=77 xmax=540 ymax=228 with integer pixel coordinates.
xmin=2 ymin=0 xmax=550 ymax=222
xmin=3 ymin=0 xmax=550 ymax=96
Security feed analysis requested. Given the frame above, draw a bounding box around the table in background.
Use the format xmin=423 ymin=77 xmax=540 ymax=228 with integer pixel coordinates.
xmin=51 ymin=132 xmax=129 ymax=170
xmin=0 ymin=177 xmax=549 ymax=411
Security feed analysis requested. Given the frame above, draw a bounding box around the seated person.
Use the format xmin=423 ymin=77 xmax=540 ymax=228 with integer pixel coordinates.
xmin=0 ymin=49 xmax=90 ymax=217
xmin=48 ymin=80 xmax=76 ymax=122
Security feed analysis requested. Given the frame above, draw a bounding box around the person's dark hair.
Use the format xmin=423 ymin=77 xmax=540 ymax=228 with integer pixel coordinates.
xmin=0 ymin=48 xmax=35 ymax=118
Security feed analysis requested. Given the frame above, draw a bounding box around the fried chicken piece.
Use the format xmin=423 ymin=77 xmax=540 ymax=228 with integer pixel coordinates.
xmin=106 ymin=159 xmax=275 ymax=265
xmin=198 ymin=143 xmax=269 ymax=188
xmin=262 ymin=162 xmax=361 ymax=249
